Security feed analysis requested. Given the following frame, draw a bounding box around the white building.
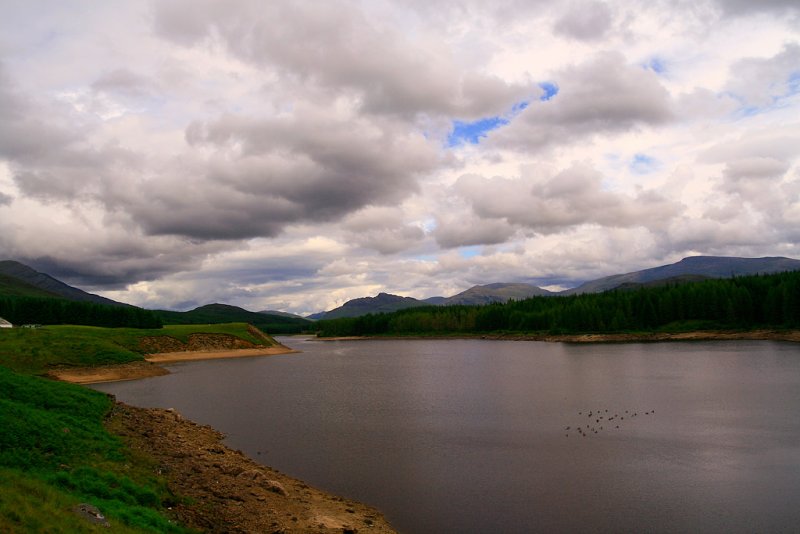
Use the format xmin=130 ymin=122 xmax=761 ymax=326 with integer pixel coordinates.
xmin=0 ymin=317 xmax=12 ymax=328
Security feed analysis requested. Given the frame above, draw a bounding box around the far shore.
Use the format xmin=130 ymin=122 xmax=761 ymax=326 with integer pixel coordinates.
xmin=49 ymin=344 xmax=298 ymax=384
xmin=318 ymin=329 xmax=800 ymax=343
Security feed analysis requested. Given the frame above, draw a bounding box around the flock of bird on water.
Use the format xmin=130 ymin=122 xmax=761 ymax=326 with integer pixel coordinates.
xmin=565 ymin=409 xmax=656 ymax=438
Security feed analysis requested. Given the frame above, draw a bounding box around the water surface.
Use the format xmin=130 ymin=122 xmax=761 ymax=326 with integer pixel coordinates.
xmin=94 ymin=338 xmax=800 ymax=533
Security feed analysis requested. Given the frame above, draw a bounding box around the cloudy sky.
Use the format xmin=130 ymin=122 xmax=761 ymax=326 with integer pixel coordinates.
xmin=1 ymin=0 xmax=799 ymax=315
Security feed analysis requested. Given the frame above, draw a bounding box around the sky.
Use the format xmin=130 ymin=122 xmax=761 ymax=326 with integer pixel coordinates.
xmin=1 ymin=0 xmax=799 ymax=315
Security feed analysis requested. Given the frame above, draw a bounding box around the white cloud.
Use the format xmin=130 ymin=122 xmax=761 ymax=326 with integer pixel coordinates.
xmin=0 ymin=0 xmax=799 ymax=314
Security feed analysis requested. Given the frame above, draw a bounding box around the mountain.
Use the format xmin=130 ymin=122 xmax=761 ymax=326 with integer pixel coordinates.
xmin=441 ymin=283 xmax=553 ymax=305
xmin=0 ymin=272 xmax=63 ymax=298
xmin=155 ymin=303 xmax=311 ymax=334
xmin=312 ymin=283 xmax=552 ymax=319
xmin=311 ymin=293 xmax=429 ymax=320
xmin=563 ymin=256 xmax=800 ymax=295
xmin=258 ymin=309 xmax=308 ymax=320
xmin=0 ymin=260 xmax=130 ymax=307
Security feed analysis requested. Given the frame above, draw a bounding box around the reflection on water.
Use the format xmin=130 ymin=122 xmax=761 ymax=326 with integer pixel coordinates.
xmin=94 ymin=338 xmax=800 ymax=533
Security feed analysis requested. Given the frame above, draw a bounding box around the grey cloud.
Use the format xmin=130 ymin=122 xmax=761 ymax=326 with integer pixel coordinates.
xmin=433 ymin=213 xmax=517 ymax=248
xmin=490 ymin=52 xmax=673 ymax=151
xmin=0 ymin=65 xmax=148 ymax=205
xmin=92 ymin=68 xmax=155 ymax=98
xmin=725 ymin=44 xmax=800 ymax=108
xmin=4 ymin=44 xmax=439 ymax=244
xmin=0 ymin=191 xmax=12 ymax=206
xmin=716 ymin=0 xmax=800 ymax=16
xmin=0 ymin=66 xmax=79 ymax=165
xmin=553 ymin=1 xmax=613 ymax=41
xmin=341 ymin=207 xmax=425 ymax=254
xmin=454 ymin=164 xmax=681 ymax=234
xmin=724 ymin=158 xmax=790 ymax=181
xmin=152 ymin=0 xmax=532 ymax=120
xmin=700 ymin=127 xmax=800 ymax=164
xmin=138 ymin=111 xmax=441 ymax=240
xmin=6 ymin=226 xmax=230 ymax=289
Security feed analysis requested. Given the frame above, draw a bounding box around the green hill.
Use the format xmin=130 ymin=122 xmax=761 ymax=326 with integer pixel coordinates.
xmin=0 ymin=260 xmax=130 ymax=307
xmin=155 ymin=303 xmax=311 ymax=334
xmin=0 ymin=322 xmax=273 ymax=375
xmin=0 ymin=272 xmax=63 ymax=299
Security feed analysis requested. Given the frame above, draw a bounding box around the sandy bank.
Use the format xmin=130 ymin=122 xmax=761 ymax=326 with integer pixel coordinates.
xmin=51 ymin=344 xmax=299 ymax=384
xmin=108 ymin=402 xmax=396 ymax=533
xmin=47 ymin=361 xmax=170 ymax=384
xmin=145 ymin=345 xmax=298 ymax=363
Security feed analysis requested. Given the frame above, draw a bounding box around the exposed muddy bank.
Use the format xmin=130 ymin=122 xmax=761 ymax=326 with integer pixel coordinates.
xmin=107 ymin=402 xmax=396 ymax=534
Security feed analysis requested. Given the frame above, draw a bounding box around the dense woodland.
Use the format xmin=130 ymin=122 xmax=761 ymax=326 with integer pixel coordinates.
xmin=316 ymin=271 xmax=800 ymax=337
xmin=0 ymin=296 xmax=163 ymax=328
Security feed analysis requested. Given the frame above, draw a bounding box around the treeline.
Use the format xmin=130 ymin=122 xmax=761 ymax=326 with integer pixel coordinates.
xmin=316 ymin=271 xmax=800 ymax=337
xmin=0 ymin=296 xmax=163 ymax=328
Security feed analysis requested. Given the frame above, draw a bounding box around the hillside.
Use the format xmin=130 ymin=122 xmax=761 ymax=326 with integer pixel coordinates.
xmin=0 ymin=323 xmax=274 ymax=375
xmin=0 ymin=272 xmax=63 ymax=298
xmin=155 ymin=303 xmax=311 ymax=334
xmin=0 ymin=260 xmax=129 ymax=307
xmin=316 ymin=270 xmax=800 ymax=337
xmin=442 ymin=283 xmax=553 ymax=305
xmin=563 ymin=256 xmax=800 ymax=294
xmin=311 ymin=293 xmax=429 ymax=320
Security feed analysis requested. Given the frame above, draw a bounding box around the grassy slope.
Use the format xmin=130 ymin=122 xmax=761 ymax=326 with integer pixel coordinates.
xmin=0 ymin=322 xmax=278 ymax=532
xmin=0 ymin=367 xmax=190 ymax=533
xmin=0 ymin=273 xmax=62 ymax=299
xmin=0 ymin=323 xmax=273 ymax=375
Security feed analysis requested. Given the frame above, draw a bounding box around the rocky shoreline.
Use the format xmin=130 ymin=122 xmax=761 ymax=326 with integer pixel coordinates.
xmin=108 ymin=402 xmax=396 ymax=534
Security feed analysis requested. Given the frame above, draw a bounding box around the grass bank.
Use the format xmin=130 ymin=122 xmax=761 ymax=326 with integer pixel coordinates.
xmin=0 ymin=323 xmax=274 ymax=375
xmin=0 ymin=322 xmax=267 ymax=529
xmin=0 ymin=366 xmax=189 ymax=533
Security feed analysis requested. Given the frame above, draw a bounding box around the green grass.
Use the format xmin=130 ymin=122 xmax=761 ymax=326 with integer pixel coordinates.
xmin=0 ymin=322 xmax=276 ymax=531
xmin=0 ymin=367 xmax=191 ymax=533
xmin=0 ymin=323 xmax=274 ymax=374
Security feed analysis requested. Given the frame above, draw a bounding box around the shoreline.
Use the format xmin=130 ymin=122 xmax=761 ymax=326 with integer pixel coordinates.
xmin=49 ymin=344 xmax=298 ymax=384
xmin=318 ymin=329 xmax=800 ymax=343
xmin=145 ymin=344 xmax=299 ymax=363
xmin=109 ymin=401 xmax=396 ymax=533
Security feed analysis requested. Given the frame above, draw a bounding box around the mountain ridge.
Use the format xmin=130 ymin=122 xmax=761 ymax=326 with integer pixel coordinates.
xmin=4 ymin=255 xmax=800 ymax=323
xmin=310 ymin=256 xmax=800 ymax=319
xmin=562 ymin=256 xmax=800 ymax=295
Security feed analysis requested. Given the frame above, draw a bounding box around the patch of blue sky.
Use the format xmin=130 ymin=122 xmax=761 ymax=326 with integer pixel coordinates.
xmin=459 ymin=246 xmax=482 ymax=259
xmin=646 ymin=57 xmax=667 ymax=74
xmin=448 ymin=116 xmax=510 ymax=146
xmin=630 ymin=153 xmax=660 ymax=175
xmin=447 ymin=87 xmax=558 ymax=147
xmin=725 ymin=72 xmax=800 ymax=120
xmin=447 ymin=82 xmax=560 ymax=147
xmin=787 ymin=71 xmax=800 ymax=95
xmin=538 ymin=82 xmax=559 ymax=101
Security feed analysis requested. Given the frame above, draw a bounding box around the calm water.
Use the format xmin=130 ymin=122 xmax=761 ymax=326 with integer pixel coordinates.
xmin=93 ymin=338 xmax=800 ymax=533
